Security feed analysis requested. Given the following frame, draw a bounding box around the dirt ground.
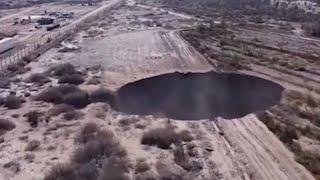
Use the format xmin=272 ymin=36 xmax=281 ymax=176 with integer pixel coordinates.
xmin=0 ymin=0 xmax=319 ymax=180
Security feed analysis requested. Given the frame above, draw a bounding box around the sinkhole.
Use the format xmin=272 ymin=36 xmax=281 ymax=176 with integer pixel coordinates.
xmin=113 ymin=71 xmax=284 ymax=120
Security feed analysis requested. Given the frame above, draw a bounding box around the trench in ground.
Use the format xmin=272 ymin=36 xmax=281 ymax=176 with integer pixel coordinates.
xmin=113 ymin=71 xmax=284 ymax=120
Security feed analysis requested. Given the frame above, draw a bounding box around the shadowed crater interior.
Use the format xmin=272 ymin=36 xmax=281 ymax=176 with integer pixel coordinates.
xmin=113 ymin=71 xmax=284 ymax=120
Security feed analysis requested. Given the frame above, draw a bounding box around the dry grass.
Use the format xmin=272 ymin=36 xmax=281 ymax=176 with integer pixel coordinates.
xmin=141 ymin=127 xmax=193 ymax=149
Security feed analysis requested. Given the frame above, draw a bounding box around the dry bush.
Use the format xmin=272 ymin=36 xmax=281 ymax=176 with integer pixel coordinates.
xmin=35 ymin=88 xmax=63 ymax=104
xmin=135 ymin=159 xmax=151 ymax=174
xmin=89 ymin=88 xmax=114 ymax=103
xmin=44 ymin=163 xmax=77 ymax=180
xmin=7 ymin=63 xmax=21 ymax=72
xmin=4 ymin=95 xmax=23 ymax=109
xmin=36 ymin=85 xmax=89 ymax=108
xmin=25 ymin=140 xmax=41 ymax=151
xmin=141 ymin=127 xmax=193 ymax=149
xmin=256 ymin=111 xmax=280 ymax=133
xmin=63 ymin=110 xmax=82 ymax=121
xmin=278 ymin=127 xmax=298 ymax=145
xmin=49 ymin=104 xmax=75 ymax=116
xmin=156 ymin=160 xmax=184 ymax=180
xmin=24 ymin=111 xmax=42 ymax=128
xmin=0 ymin=119 xmax=15 ymax=135
xmin=179 ymin=130 xmax=193 ymax=142
xmin=22 ymin=56 xmax=33 ymax=63
xmin=54 ymin=84 xmax=82 ymax=94
xmin=173 ymin=146 xmax=203 ymax=172
xmin=46 ymin=123 xmax=129 ymax=180
xmin=75 ymin=122 xmax=99 ymax=144
xmin=296 ymin=152 xmax=320 ymax=179
xmin=6 ymin=62 xmax=29 ymax=74
xmin=73 ymin=129 xmax=127 ymax=165
xmin=86 ymin=77 xmax=100 ymax=85
xmin=58 ymin=74 xmax=85 ymax=85
xmin=26 ymin=73 xmax=51 ymax=85
xmin=63 ymin=91 xmax=89 ymax=108
xmin=49 ymin=63 xmax=77 ymax=77
xmin=100 ymin=158 xmax=130 ymax=180
xmin=0 ymin=77 xmax=10 ymax=89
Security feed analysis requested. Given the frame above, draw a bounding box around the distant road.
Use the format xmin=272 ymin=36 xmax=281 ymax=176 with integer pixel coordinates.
xmin=0 ymin=0 xmax=122 ymax=61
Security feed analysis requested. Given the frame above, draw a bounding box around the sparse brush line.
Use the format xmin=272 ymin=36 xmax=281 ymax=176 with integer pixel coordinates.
xmin=234 ymin=38 xmax=319 ymax=63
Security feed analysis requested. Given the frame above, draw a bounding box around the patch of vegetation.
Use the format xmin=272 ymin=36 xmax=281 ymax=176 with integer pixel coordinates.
xmin=141 ymin=126 xmax=193 ymax=149
xmin=63 ymin=110 xmax=82 ymax=121
xmin=26 ymin=73 xmax=51 ymax=85
xmin=25 ymin=140 xmax=41 ymax=151
xmin=49 ymin=104 xmax=75 ymax=116
xmin=86 ymin=77 xmax=100 ymax=85
xmin=135 ymin=158 xmax=151 ymax=174
xmin=45 ymin=123 xmax=129 ymax=180
xmin=4 ymin=95 xmax=23 ymax=109
xmin=89 ymin=88 xmax=114 ymax=104
xmin=24 ymin=111 xmax=43 ymax=128
xmin=63 ymin=91 xmax=89 ymax=108
xmin=44 ymin=163 xmax=77 ymax=180
xmin=296 ymin=152 xmax=320 ymax=179
xmin=35 ymin=85 xmax=89 ymax=108
xmin=58 ymin=74 xmax=85 ymax=85
xmin=35 ymin=88 xmax=64 ymax=104
xmin=302 ymin=22 xmax=320 ymax=38
xmin=49 ymin=63 xmax=77 ymax=77
xmin=0 ymin=119 xmax=15 ymax=135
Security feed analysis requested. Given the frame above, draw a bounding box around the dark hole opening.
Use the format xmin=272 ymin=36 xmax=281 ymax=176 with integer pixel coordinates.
xmin=113 ymin=71 xmax=284 ymax=120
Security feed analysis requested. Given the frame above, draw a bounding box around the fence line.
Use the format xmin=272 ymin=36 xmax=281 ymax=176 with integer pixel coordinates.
xmin=0 ymin=0 xmax=122 ymax=70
